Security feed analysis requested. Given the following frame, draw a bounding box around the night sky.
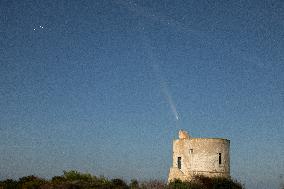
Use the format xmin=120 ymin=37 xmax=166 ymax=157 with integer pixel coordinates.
xmin=0 ymin=0 xmax=283 ymax=189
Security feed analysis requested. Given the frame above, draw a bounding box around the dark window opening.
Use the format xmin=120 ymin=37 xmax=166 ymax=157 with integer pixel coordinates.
xmin=219 ymin=153 xmax=222 ymax=164
xmin=189 ymin=149 xmax=193 ymax=154
xmin=177 ymin=157 xmax=181 ymax=169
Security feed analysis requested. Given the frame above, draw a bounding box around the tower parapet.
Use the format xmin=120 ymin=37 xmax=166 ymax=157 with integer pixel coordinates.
xmin=178 ymin=130 xmax=190 ymax=139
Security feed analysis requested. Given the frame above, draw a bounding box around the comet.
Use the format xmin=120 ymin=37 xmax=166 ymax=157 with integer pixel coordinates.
xmin=138 ymin=32 xmax=180 ymax=122
xmin=162 ymin=84 xmax=179 ymax=121
xmin=153 ymin=63 xmax=180 ymax=121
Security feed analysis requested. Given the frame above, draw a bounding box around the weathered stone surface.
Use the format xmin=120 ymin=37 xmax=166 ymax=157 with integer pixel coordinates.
xmin=168 ymin=130 xmax=230 ymax=182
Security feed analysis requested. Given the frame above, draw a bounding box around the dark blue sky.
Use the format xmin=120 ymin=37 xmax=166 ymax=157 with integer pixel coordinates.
xmin=0 ymin=0 xmax=283 ymax=188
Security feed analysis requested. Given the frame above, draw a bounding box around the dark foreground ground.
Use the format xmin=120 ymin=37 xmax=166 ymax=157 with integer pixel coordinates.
xmin=0 ymin=170 xmax=244 ymax=189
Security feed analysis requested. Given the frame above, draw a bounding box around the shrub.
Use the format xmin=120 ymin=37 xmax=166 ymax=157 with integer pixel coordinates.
xmin=129 ymin=179 xmax=139 ymax=189
xmin=51 ymin=176 xmax=67 ymax=185
xmin=18 ymin=175 xmax=47 ymax=189
xmin=111 ymin=178 xmax=129 ymax=189
xmin=0 ymin=170 xmax=244 ymax=189
xmin=140 ymin=180 xmax=166 ymax=189
xmin=63 ymin=170 xmax=94 ymax=182
xmin=0 ymin=179 xmax=18 ymax=189
xmin=168 ymin=179 xmax=202 ymax=189
xmin=194 ymin=175 xmax=243 ymax=189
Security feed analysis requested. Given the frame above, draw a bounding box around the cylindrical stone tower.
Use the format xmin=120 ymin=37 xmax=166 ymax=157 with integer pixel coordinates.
xmin=168 ymin=130 xmax=230 ymax=182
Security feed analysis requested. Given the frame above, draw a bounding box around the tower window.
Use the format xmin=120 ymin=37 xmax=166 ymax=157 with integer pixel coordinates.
xmin=219 ymin=153 xmax=222 ymax=164
xmin=189 ymin=149 xmax=193 ymax=154
xmin=177 ymin=157 xmax=181 ymax=169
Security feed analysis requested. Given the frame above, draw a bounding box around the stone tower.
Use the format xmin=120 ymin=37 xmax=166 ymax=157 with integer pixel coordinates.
xmin=168 ymin=130 xmax=230 ymax=182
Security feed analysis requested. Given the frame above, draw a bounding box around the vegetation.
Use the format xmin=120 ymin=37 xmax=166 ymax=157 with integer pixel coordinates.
xmin=0 ymin=170 xmax=243 ymax=189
